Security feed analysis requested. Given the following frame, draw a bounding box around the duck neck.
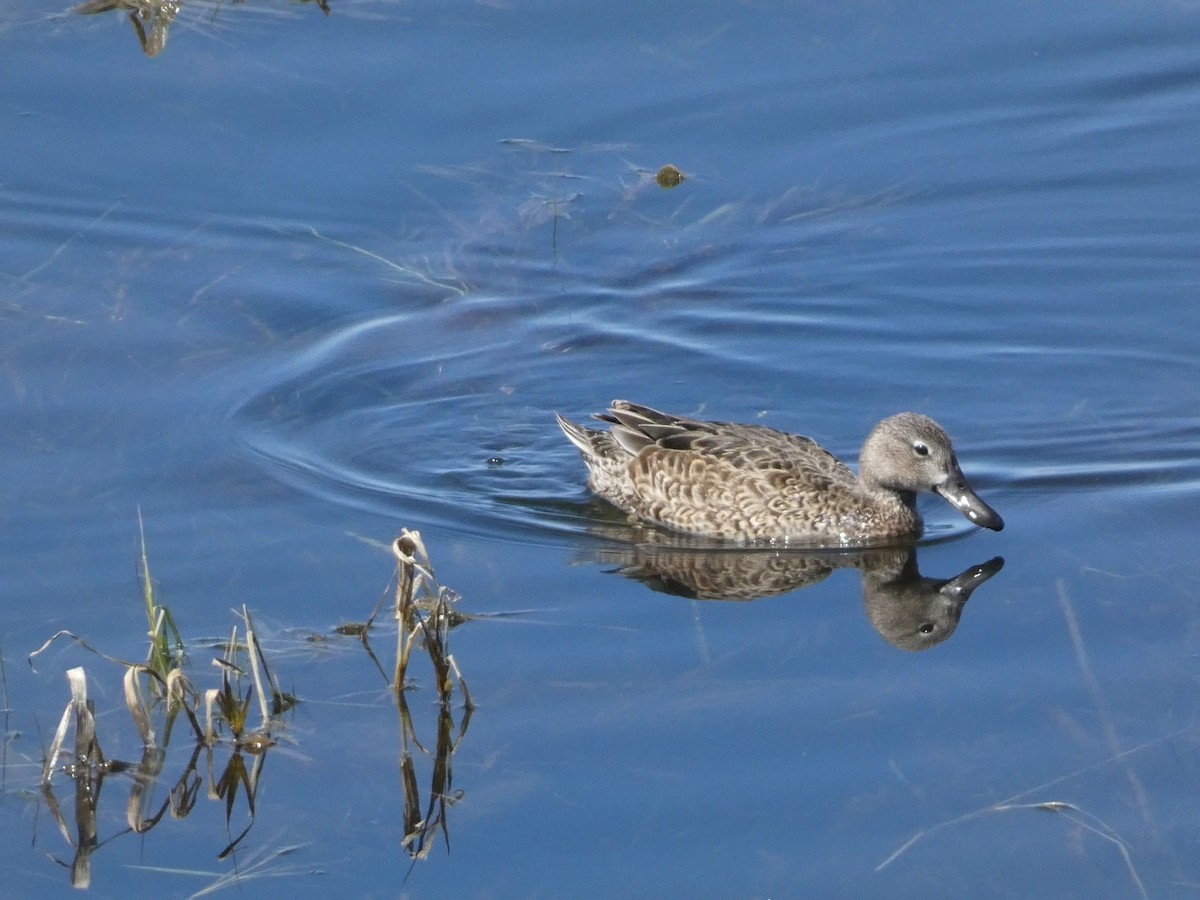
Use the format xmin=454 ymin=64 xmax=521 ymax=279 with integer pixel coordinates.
xmin=861 ymin=473 xmax=918 ymax=511
xmin=873 ymin=483 xmax=923 ymax=530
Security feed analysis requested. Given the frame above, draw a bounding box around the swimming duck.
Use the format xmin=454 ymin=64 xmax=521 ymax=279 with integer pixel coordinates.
xmin=556 ymin=400 xmax=1004 ymax=545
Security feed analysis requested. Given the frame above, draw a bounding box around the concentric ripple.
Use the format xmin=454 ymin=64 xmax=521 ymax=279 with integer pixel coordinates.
xmin=230 ymin=144 xmax=1200 ymax=548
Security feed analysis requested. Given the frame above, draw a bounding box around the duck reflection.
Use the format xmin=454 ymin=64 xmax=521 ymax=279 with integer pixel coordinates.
xmin=584 ymin=530 xmax=1003 ymax=651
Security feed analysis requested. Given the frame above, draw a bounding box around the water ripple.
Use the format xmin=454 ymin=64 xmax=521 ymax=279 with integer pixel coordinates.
xmin=226 ymin=136 xmax=1199 ymax=546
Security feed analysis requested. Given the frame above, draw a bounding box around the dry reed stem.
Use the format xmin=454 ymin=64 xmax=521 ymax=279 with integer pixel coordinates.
xmin=123 ymin=664 xmax=157 ymax=749
xmin=241 ymin=606 xmax=271 ymax=732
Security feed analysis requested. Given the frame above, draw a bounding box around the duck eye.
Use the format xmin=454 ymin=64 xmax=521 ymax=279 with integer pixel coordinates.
xmin=913 ymin=442 xmax=930 ymax=457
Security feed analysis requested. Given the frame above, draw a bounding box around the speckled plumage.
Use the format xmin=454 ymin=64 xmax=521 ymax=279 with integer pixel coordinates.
xmin=557 ymin=401 xmax=1004 ymax=545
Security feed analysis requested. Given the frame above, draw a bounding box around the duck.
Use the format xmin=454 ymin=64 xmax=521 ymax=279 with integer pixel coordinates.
xmin=556 ymin=400 xmax=1003 ymax=545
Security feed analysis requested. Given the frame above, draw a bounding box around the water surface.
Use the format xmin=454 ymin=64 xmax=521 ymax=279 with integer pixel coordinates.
xmin=2 ymin=1 xmax=1200 ymax=897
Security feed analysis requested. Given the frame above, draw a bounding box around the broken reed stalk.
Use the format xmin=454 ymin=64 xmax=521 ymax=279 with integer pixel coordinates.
xmin=393 ymin=533 xmax=421 ymax=689
xmin=69 ymin=666 xmax=100 ymax=770
xmin=123 ymin=665 xmax=158 ymax=749
xmin=203 ymin=688 xmax=221 ymax=744
xmin=43 ymin=667 xmax=100 ymax=786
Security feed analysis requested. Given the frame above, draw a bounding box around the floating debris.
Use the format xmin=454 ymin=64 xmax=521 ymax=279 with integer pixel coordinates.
xmin=656 ymin=164 xmax=687 ymax=189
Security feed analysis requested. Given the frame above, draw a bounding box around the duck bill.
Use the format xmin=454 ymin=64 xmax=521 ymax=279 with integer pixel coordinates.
xmin=935 ymin=477 xmax=1004 ymax=531
xmin=938 ymin=556 xmax=1005 ymax=599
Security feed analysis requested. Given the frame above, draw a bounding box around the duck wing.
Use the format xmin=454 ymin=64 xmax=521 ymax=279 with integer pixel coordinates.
xmin=601 ymin=400 xmax=856 ymax=483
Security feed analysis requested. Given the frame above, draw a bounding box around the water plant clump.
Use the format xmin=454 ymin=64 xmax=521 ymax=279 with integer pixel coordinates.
xmin=30 ymin=519 xmax=475 ymax=889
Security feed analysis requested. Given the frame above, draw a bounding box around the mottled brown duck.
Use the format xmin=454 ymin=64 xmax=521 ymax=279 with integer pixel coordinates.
xmin=557 ymin=400 xmax=1004 ymax=545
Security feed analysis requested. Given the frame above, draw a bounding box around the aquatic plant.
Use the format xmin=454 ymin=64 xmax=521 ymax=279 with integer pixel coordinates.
xmin=29 ymin=520 xmax=475 ymax=888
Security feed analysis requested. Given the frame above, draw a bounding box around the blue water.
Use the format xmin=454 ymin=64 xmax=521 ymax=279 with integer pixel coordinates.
xmin=2 ymin=1 xmax=1200 ymax=897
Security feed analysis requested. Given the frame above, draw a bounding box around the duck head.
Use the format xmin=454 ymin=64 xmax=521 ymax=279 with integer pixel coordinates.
xmin=860 ymin=413 xmax=1004 ymax=532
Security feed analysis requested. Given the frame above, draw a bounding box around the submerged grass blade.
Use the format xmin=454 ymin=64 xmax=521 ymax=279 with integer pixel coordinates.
xmin=1016 ymin=801 xmax=1148 ymax=900
xmin=1057 ymin=580 xmax=1155 ymax=836
xmin=0 ymin=636 xmax=8 ymax=792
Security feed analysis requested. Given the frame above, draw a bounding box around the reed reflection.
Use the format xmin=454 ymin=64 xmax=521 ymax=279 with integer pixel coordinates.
xmin=73 ymin=0 xmax=331 ymax=57
xmin=337 ymin=531 xmax=474 ymax=865
xmin=74 ymin=0 xmax=180 ymax=56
